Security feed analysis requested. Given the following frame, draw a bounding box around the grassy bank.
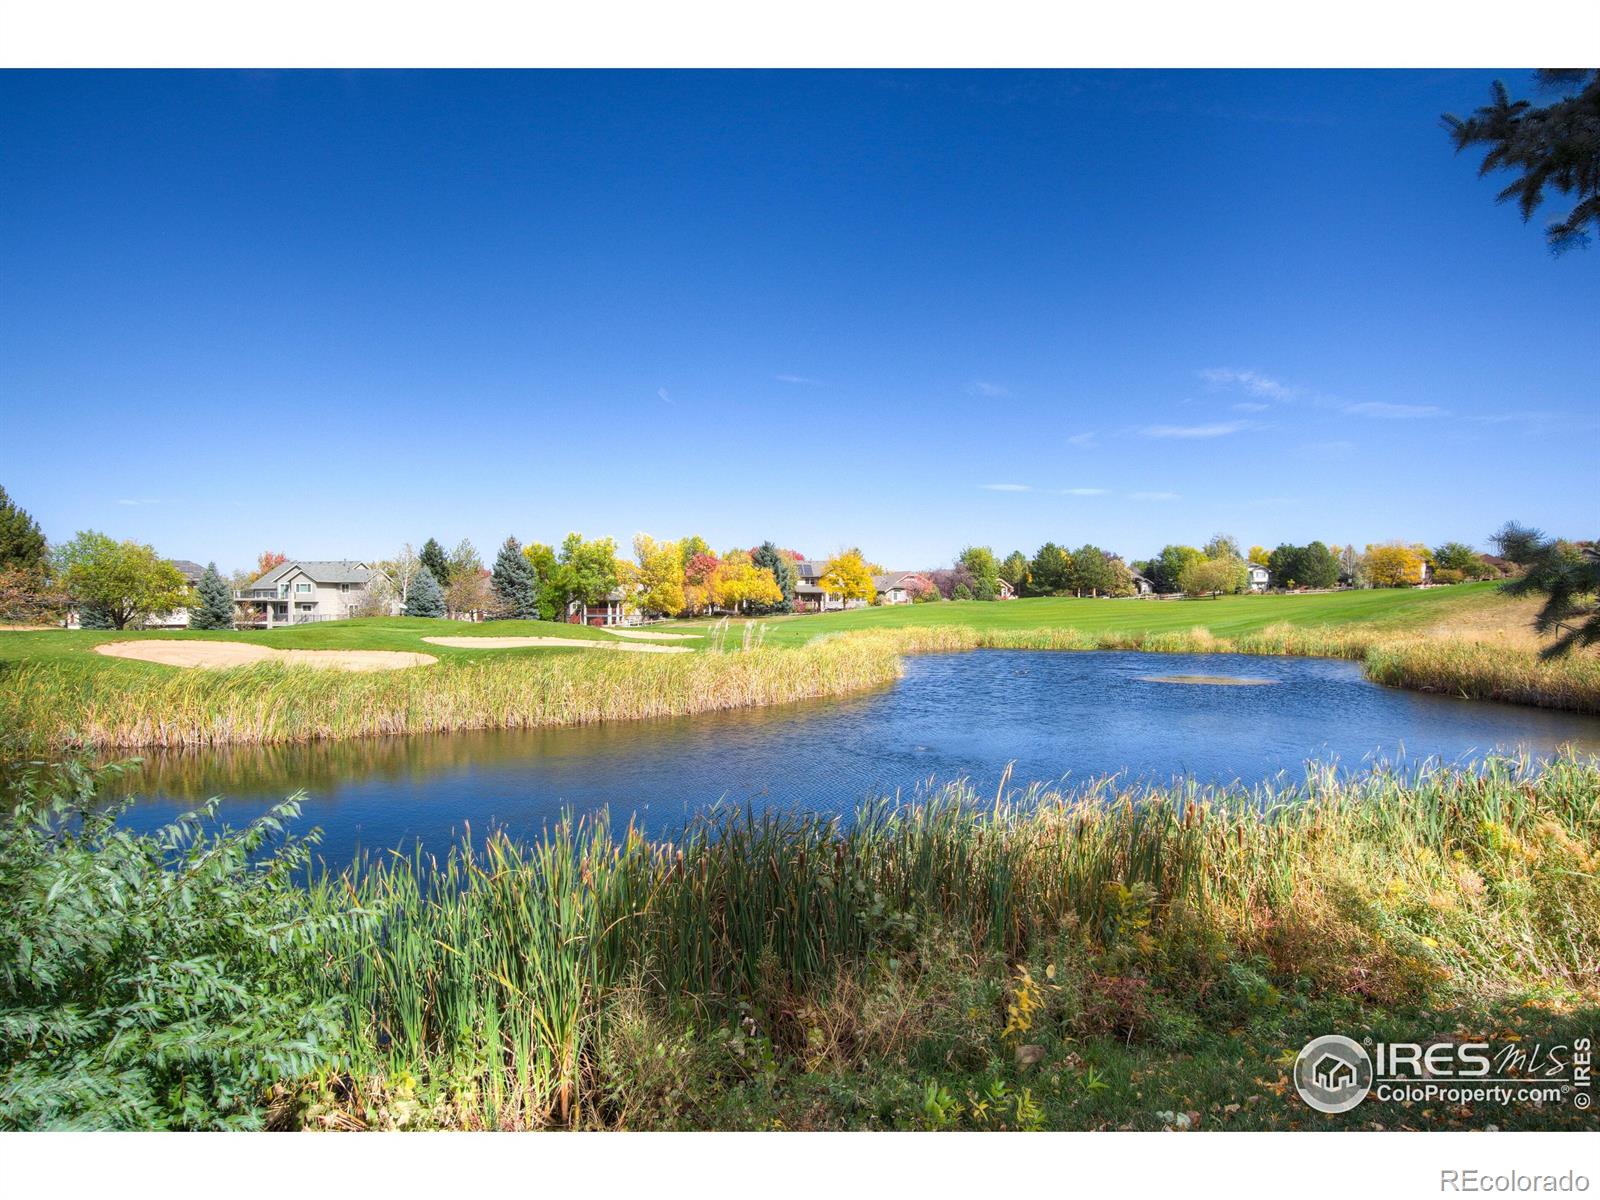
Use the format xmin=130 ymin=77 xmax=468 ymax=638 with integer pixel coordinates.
xmin=2 ymin=586 xmax=1596 ymax=750
xmin=5 ymin=753 xmax=1596 ymax=1130
xmin=0 ymin=633 xmax=903 ymax=750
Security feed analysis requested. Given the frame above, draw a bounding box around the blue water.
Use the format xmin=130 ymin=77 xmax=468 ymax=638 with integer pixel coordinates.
xmin=113 ymin=650 xmax=1600 ymax=867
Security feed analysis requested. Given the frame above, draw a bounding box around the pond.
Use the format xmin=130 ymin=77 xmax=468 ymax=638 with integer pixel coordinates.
xmin=113 ymin=650 xmax=1600 ymax=866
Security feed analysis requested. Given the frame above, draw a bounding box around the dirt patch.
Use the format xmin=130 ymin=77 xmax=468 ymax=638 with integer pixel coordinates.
xmin=95 ymin=641 xmax=435 ymax=672
xmin=1140 ymin=674 xmax=1278 ymax=686
xmin=604 ymin=628 xmax=700 ymax=641
xmin=422 ymin=635 xmax=689 ymax=654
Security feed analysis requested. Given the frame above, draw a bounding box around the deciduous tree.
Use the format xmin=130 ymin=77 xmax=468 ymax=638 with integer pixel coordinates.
xmin=55 ymin=532 xmax=189 ymax=630
xmin=557 ymin=532 xmax=621 ymax=621
xmin=1149 ymin=545 xmax=1205 ymax=594
xmin=255 ymin=551 xmax=287 ymax=579
xmin=1364 ymin=541 xmax=1426 ymax=588
xmin=999 ymin=550 xmax=1030 ymax=595
xmin=1067 ymin=544 xmax=1117 ymax=597
xmin=1178 ymin=556 xmax=1241 ymax=598
xmin=820 ymin=550 xmax=876 ymax=604
xmin=957 ymin=546 xmax=1001 ymax=601
xmin=633 ymin=534 xmax=687 ymax=618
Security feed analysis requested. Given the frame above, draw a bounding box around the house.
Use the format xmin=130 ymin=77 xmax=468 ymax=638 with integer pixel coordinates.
xmin=793 ymin=560 xmax=870 ymax=613
xmin=233 ymin=560 xmax=378 ymax=627
xmin=1246 ymin=563 xmax=1271 ymax=592
xmin=1128 ymin=569 xmax=1154 ymax=596
xmin=996 ymin=578 xmax=1016 ymax=600
xmin=872 ymin=571 xmax=932 ymax=605
xmin=566 ymin=588 xmax=639 ymax=627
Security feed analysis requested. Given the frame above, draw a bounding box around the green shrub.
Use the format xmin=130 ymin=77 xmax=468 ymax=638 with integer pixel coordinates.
xmin=0 ymin=756 xmax=361 ymax=1129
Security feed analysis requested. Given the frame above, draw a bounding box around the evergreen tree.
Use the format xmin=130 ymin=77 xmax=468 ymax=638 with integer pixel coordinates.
xmin=77 ymin=602 xmax=115 ymax=630
xmin=0 ymin=485 xmax=47 ymax=573
xmin=419 ymin=538 xmax=451 ymax=589
xmin=1028 ymin=543 xmax=1073 ymax=595
xmin=1495 ymin=522 xmax=1600 ymax=657
xmin=491 ymin=537 xmax=539 ymax=619
xmin=1445 ymin=70 xmax=1600 ymax=253
xmin=403 ymin=566 xmax=446 ymax=618
xmin=751 ymin=541 xmax=796 ymax=613
xmin=189 ymin=562 xmax=235 ymax=630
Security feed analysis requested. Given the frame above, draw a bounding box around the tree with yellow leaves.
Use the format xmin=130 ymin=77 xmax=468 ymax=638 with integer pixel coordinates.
xmin=632 ymin=533 xmax=686 ymax=617
xmin=1364 ymin=541 xmax=1426 ymax=587
xmin=820 ymin=549 xmax=877 ymax=604
xmin=709 ymin=548 xmax=783 ymax=613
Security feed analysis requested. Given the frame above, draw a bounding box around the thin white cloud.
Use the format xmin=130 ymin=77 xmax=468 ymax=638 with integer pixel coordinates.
xmin=1130 ymin=491 xmax=1181 ymax=501
xmin=656 ymin=387 xmax=673 ymax=404
xmin=967 ymin=380 xmax=1010 ymax=398
xmin=1231 ymin=401 xmax=1270 ymax=413
xmin=1304 ymin=439 xmax=1357 ymax=458
xmin=1342 ymin=401 xmax=1445 ymax=419
xmin=774 ymin=373 xmax=823 ymax=386
xmin=1065 ymin=431 xmax=1098 ymax=448
xmin=1139 ymin=420 xmax=1253 ymax=439
xmin=1061 ymin=487 xmax=1109 ymax=496
xmin=1199 ymin=368 xmax=1293 ymax=400
xmin=116 ymin=497 xmax=161 ymax=507
xmin=980 ymin=483 xmax=1032 ymax=492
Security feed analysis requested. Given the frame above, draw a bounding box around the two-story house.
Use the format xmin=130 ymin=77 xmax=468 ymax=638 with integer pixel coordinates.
xmin=1246 ymin=563 xmax=1272 ymax=592
xmin=233 ymin=560 xmax=379 ymax=627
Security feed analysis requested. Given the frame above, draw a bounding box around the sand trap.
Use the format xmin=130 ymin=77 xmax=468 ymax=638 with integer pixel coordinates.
xmin=422 ymin=635 xmax=689 ymax=654
xmin=1140 ymin=674 xmax=1277 ymax=686
xmin=95 ymin=640 xmax=435 ymax=672
xmin=604 ymin=628 xmax=700 ymax=641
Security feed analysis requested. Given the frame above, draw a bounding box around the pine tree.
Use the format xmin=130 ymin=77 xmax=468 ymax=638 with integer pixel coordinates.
xmin=0 ymin=485 xmax=47 ymax=573
xmin=490 ymin=537 xmax=539 ymax=619
xmin=419 ymin=538 xmax=451 ymax=589
xmin=403 ymin=566 xmax=446 ymax=618
xmin=751 ymin=541 xmax=795 ymax=613
xmin=189 ymin=562 xmax=235 ymax=630
xmin=77 ymin=602 xmax=115 ymax=630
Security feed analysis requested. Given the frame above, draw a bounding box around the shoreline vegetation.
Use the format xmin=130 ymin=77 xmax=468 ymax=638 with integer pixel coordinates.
xmin=4 ymin=752 xmax=1595 ymax=1130
xmin=1 ymin=591 xmax=1598 ymax=750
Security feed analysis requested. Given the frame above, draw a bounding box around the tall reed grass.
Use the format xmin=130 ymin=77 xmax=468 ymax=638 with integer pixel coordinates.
xmin=308 ymin=754 xmax=1600 ymax=1129
xmin=0 ymin=634 xmax=904 ymax=751
xmin=5 ymin=620 xmax=1595 ymax=750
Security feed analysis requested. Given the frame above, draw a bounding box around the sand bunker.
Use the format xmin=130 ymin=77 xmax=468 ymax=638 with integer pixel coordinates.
xmin=95 ymin=641 xmax=435 ymax=672
xmin=422 ymin=635 xmax=689 ymax=654
xmin=604 ymin=628 xmax=700 ymax=641
xmin=1140 ymin=674 xmax=1278 ymax=686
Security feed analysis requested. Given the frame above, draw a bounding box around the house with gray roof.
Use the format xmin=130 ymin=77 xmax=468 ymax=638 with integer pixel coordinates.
xmin=233 ymin=560 xmax=381 ymax=627
xmin=872 ymin=571 xmax=933 ymax=605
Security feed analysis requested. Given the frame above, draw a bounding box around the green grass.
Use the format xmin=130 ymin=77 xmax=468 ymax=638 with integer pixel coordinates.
xmin=4 ymin=584 xmax=1596 ymax=750
xmin=301 ymin=752 xmax=1598 ymax=1130
xmin=662 ymin=583 xmax=1504 ymax=647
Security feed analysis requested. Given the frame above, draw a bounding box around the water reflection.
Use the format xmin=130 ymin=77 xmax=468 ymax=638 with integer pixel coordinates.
xmin=114 ymin=651 xmax=1600 ymax=867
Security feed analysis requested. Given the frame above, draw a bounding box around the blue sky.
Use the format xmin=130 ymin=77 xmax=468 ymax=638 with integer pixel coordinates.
xmin=1 ymin=69 xmax=1593 ymax=573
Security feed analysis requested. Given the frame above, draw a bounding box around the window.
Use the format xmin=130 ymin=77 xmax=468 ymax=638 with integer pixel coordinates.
xmin=296 ymin=583 xmax=312 ymax=593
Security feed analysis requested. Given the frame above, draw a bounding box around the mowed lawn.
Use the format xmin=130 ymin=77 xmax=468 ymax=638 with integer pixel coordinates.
xmin=0 ymin=615 xmax=690 ymax=674
xmin=0 ymin=583 xmax=1507 ymax=675
xmin=661 ymin=581 xmax=1508 ymax=648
